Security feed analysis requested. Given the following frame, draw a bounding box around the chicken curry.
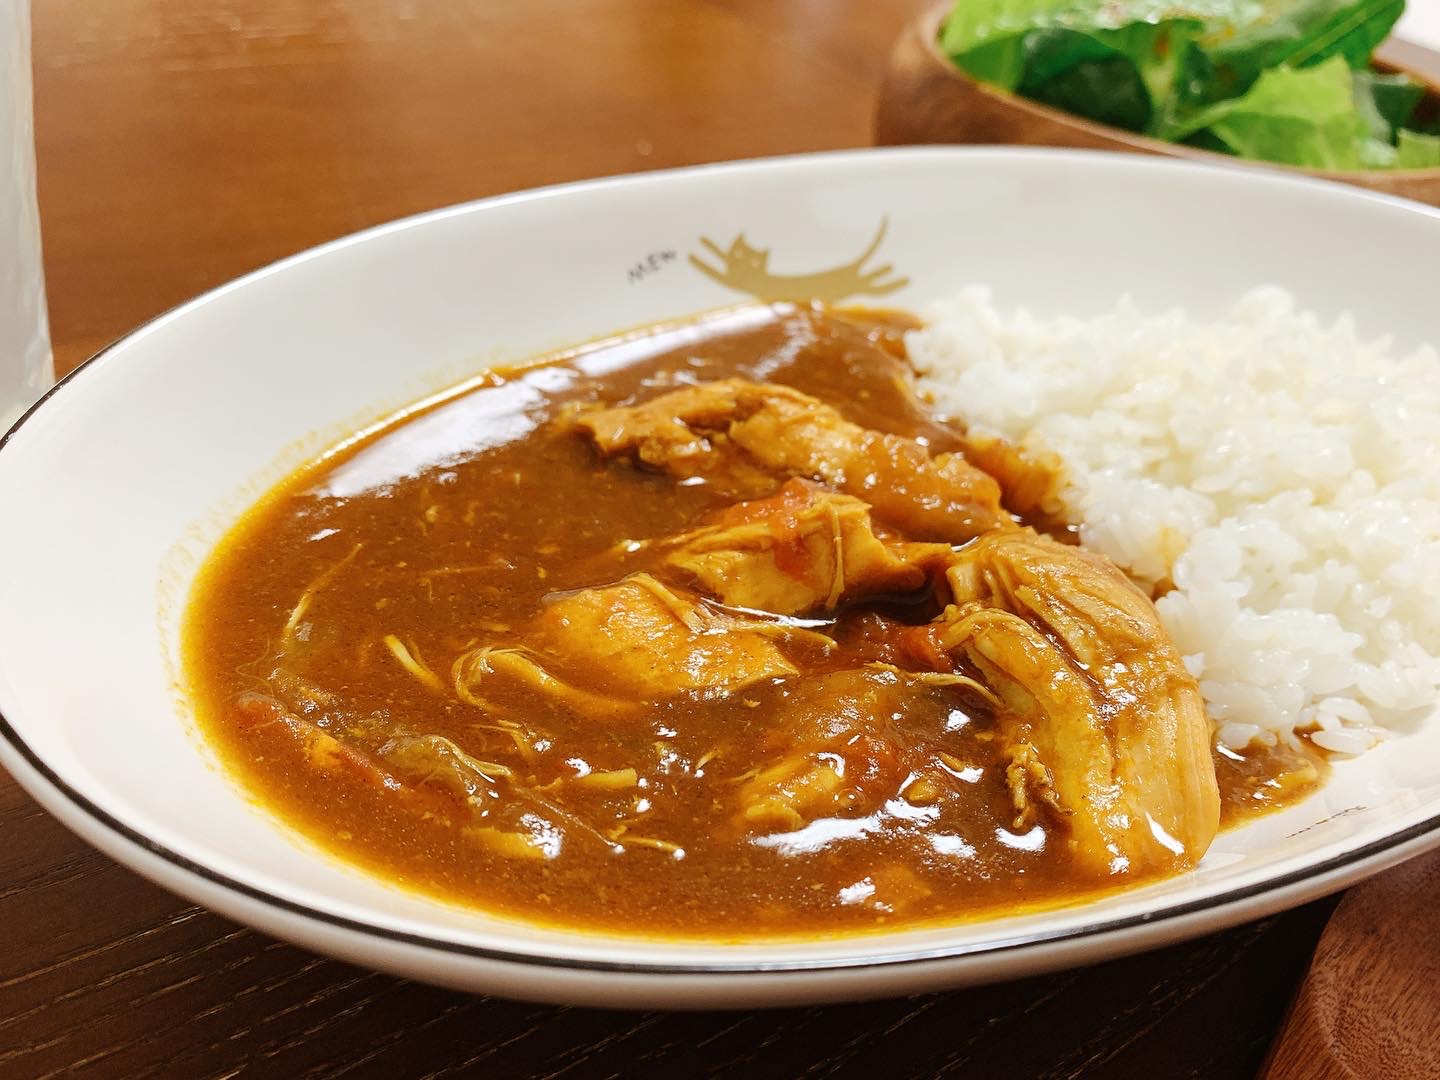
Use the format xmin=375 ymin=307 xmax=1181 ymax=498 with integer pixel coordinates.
xmin=185 ymin=304 xmax=1322 ymax=936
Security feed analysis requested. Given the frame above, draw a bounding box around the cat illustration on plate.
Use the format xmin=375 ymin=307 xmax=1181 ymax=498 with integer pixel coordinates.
xmin=688 ymin=218 xmax=908 ymax=304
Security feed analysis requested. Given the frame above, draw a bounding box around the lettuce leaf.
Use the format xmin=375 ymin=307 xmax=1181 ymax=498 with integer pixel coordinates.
xmin=1202 ymin=0 xmax=1406 ymax=101
xmin=1351 ymin=69 xmax=1425 ymax=142
xmin=940 ymin=1 xmax=1225 ymax=105
xmin=1198 ymin=55 xmax=1373 ymax=168
xmin=938 ymin=0 xmax=1420 ymax=169
xmin=1397 ymin=129 xmax=1440 ymax=169
xmin=939 ymin=0 xmax=1077 ymax=89
xmin=1358 ymin=136 xmax=1399 ymax=168
xmin=1013 ymin=22 xmax=1203 ymax=132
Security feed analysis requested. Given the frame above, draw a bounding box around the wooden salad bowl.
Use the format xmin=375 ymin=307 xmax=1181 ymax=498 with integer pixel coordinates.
xmin=875 ymin=3 xmax=1440 ymax=208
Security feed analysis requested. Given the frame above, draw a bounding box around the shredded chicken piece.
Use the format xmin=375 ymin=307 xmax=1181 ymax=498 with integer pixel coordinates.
xmin=233 ymin=693 xmax=464 ymax=825
xmin=577 ymin=379 xmax=1007 ymax=541
xmin=664 ymin=479 xmax=950 ymax=615
xmin=730 ymin=669 xmax=912 ymax=834
xmin=382 ymin=634 xmax=447 ymax=695
xmin=734 ymin=755 xmax=850 ymax=832
xmin=961 ymin=432 xmax=1064 ymax=523
xmin=378 ymin=732 xmax=514 ymax=807
xmin=923 ymin=529 xmax=1220 ymax=875
xmin=1001 ymin=731 xmax=1068 ymax=831
xmin=530 ymin=575 xmax=798 ymax=699
xmin=377 ymin=732 xmax=626 ymax=853
xmin=453 ymin=646 xmax=633 ymax=719
xmin=280 ymin=543 xmax=363 ymax=648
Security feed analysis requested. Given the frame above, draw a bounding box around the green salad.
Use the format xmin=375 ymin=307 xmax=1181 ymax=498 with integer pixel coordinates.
xmin=939 ymin=0 xmax=1440 ymax=170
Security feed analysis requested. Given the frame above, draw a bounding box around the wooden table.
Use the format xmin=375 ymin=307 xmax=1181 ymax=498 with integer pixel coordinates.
xmin=2 ymin=1 xmax=1377 ymax=1075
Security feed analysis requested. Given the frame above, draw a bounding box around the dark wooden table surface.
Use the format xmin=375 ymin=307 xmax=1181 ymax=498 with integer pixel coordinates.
xmin=4 ymin=1 xmax=1368 ymax=1075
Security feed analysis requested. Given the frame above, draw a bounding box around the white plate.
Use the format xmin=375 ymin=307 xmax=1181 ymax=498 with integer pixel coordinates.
xmin=2 ymin=148 xmax=1438 ymax=1008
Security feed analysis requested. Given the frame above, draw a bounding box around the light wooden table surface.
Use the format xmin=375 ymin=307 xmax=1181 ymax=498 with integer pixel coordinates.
xmin=8 ymin=1 xmax=1415 ymax=1075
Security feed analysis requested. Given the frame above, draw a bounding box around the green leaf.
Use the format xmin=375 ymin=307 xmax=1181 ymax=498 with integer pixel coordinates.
xmin=1276 ymin=0 xmax=1403 ymax=68
xmin=939 ymin=0 xmax=1076 ymax=89
xmin=1199 ymin=54 xmax=1372 ymax=168
xmin=1358 ymin=136 xmax=1398 ymax=167
xmin=941 ymin=0 xmax=1229 ymax=91
xmin=940 ymin=2 xmax=1213 ymax=130
xmin=1102 ymin=19 xmax=1211 ymax=127
xmin=940 ymin=0 xmax=1237 ymax=49
xmin=1013 ymin=24 xmax=1202 ymax=132
xmin=1351 ymin=70 xmax=1424 ymax=143
xmin=1397 ymin=129 xmax=1440 ymax=169
xmin=948 ymin=35 xmax=1030 ymax=88
xmin=937 ymin=0 xmax=1411 ymax=162
xmin=1020 ymin=37 xmax=1154 ymax=131
xmin=1203 ymin=0 xmax=1405 ymax=101
xmin=1183 ymin=127 xmax=1237 ymax=154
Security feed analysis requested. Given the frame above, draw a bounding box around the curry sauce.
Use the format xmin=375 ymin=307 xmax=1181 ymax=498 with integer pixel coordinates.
xmin=184 ymin=304 xmax=1323 ymax=937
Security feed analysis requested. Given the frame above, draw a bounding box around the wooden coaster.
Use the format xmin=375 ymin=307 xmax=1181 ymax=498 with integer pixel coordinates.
xmin=1261 ymin=849 xmax=1440 ymax=1080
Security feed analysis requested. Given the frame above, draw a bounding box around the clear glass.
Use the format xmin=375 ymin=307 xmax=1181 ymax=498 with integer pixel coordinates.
xmin=1 ymin=0 xmax=51 ymax=431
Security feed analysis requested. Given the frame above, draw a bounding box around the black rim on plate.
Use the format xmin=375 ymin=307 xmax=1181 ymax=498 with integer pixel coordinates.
xmin=4 ymin=152 xmax=1440 ymax=977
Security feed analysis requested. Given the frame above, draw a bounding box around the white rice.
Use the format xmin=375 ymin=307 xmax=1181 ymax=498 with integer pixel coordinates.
xmin=907 ymin=286 xmax=1440 ymax=755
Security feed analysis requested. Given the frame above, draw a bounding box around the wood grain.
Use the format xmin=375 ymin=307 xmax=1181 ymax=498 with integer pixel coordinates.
xmin=1261 ymin=849 xmax=1440 ymax=1080
xmin=31 ymin=0 xmax=929 ymax=378
xmin=0 ymin=0 xmax=1408 ymax=1075
xmin=0 ymin=773 xmax=1337 ymax=1078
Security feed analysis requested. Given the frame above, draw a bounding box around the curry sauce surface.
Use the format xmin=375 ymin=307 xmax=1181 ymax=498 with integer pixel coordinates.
xmin=185 ymin=304 xmax=1322 ymax=937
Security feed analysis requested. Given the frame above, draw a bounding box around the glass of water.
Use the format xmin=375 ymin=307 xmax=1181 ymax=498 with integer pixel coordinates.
xmin=1 ymin=0 xmax=52 ymax=431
